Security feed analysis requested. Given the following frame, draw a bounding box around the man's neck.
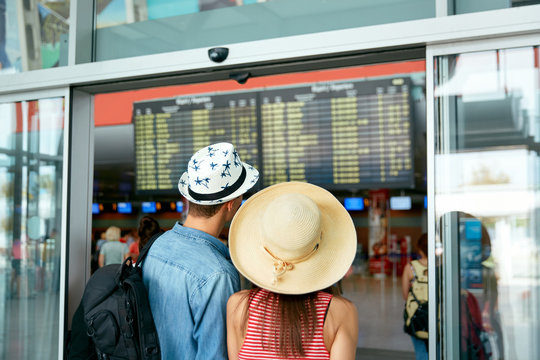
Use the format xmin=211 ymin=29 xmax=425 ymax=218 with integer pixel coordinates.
xmin=183 ymin=214 xmax=224 ymax=239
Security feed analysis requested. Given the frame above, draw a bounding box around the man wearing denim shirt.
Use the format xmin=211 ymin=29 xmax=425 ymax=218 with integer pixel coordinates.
xmin=143 ymin=142 xmax=259 ymax=359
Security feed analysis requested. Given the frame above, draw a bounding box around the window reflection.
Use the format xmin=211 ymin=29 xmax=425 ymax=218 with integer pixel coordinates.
xmin=0 ymin=1 xmax=70 ymax=73
xmin=435 ymin=46 xmax=540 ymax=359
xmin=0 ymin=98 xmax=64 ymax=359
xmin=97 ymin=0 xmax=269 ymax=28
xmin=94 ymin=0 xmax=435 ymax=60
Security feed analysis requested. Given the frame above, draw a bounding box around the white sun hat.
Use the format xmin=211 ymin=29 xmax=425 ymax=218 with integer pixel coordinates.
xmin=178 ymin=142 xmax=259 ymax=205
xmin=229 ymin=181 xmax=357 ymax=294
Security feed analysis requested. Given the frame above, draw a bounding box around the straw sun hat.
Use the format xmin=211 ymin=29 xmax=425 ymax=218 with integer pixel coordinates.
xmin=229 ymin=182 xmax=357 ymax=295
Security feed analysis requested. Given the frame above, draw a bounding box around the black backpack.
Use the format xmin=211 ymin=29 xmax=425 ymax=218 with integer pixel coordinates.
xmin=68 ymin=232 xmax=162 ymax=360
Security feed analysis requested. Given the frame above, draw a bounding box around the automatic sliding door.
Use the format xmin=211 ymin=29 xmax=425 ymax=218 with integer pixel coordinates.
xmin=433 ymin=43 xmax=540 ymax=359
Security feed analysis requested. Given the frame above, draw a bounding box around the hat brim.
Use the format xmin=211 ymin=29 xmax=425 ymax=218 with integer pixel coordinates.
xmin=229 ymin=182 xmax=357 ymax=294
xmin=178 ymin=162 xmax=259 ymax=205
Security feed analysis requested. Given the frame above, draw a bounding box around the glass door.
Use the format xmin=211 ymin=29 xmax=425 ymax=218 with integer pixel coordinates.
xmin=431 ymin=39 xmax=540 ymax=359
xmin=0 ymin=93 xmax=67 ymax=360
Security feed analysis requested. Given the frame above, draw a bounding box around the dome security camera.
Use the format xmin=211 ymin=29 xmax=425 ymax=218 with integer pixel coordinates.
xmin=208 ymin=47 xmax=229 ymax=63
xmin=229 ymin=72 xmax=251 ymax=85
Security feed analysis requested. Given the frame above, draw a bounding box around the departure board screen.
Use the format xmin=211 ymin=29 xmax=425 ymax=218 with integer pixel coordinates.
xmin=134 ymin=92 xmax=259 ymax=193
xmin=261 ymin=77 xmax=414 ymax=189
xmin=133 ymin=77 xmax=414 ymax=193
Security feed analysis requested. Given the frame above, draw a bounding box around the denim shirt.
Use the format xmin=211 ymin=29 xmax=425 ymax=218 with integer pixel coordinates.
xmin=142 ymin=222 xmax=240 ymax=360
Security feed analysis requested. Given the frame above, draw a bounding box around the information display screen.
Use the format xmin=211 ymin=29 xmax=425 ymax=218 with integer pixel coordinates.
xmin=134 ymin=92 xmax=259 ymax=193
xmin=133 ymin=77 xmax=414 ymax=193
xmin=261 ymin=77 xmax=413 ymax=189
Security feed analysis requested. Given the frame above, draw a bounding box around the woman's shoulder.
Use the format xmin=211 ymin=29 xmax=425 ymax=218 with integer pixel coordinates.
xmin=227 ymin=290 xmax=251 ymax=325
xmin=325 ymin=295 xmax=358 ymax=345
xmin=402 ymin=261 xmax=414 ymax=277
xmin=329 ymin=295 xmax=357 ymax=315
xmin=326 ymin=295 xmax=358 ymax=328
xmin=228 ymin=289 xmax=251 ymax=308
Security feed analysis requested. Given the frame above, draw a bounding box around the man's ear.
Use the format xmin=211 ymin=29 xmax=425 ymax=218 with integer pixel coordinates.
xmin=225 ymin=199 xmax=236 ymax=212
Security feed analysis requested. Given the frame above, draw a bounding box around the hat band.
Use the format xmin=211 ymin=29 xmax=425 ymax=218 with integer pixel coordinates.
xmin=264 ymin=242 xmax=320 ymax=285
xmin=188 ymin=165 xmax=247 ymax=201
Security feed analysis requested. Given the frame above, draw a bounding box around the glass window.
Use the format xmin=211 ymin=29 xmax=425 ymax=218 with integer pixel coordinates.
xmin=454 ymin=0 xmax=540 ymax=15
xmin=0 ymin=97 xmax=64 ymax=359
xmin=0 ymin=0 xmax=70 ymax=74
xmin=434 ymin=46 xmax=540 ymax=359
xmin=94 ymin=0 xmax=435 ymax=61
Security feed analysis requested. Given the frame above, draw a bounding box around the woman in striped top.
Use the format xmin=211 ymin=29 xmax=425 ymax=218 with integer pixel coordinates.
xmin=227 ymin=182 xmax=359 ymax=359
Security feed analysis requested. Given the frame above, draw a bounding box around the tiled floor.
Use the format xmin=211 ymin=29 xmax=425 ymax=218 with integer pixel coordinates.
xmin=2 ymin=291 xmax=60 ymax=360
xmin=0 ymin=266 xmax=60 ymax=360
xmin=356 ymin=348 xmax=415 ymax=360
xmin=342 ymin=274 xmax=416 ymax=359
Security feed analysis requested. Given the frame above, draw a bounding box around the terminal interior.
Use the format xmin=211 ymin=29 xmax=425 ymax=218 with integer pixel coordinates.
xmin=91 ymin=58 xmax=428 ymax=358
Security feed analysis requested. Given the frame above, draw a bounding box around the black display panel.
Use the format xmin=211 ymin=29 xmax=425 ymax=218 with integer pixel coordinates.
xmin=133 ymin=77 xmax=414 ymax=193
xmin=134 ymin=92 xmax=259 ymax=193
xmin=260 ymin=77 xmax=414 ymax=189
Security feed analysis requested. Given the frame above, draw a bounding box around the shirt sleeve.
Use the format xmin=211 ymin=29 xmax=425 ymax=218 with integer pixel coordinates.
xmin=191 ymin=272 xmax=239 ymax=360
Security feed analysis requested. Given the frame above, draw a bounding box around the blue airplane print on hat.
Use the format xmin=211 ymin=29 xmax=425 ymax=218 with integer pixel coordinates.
xmin=178 ymin=142 xmax=260 ymax=205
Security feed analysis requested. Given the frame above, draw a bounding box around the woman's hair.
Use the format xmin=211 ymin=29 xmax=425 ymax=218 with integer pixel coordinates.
xmin=138 ymin=216 xmax=161 ymax=250
xmin=105 ymin=226 xmax=121 ymax=242
xmin=242 ymin=285 xmax=340 ymax=357
xmin=416 ymin=233 xmax=428 ymax=256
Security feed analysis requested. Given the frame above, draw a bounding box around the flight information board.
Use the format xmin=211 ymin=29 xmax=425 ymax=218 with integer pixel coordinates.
xmin=260 ymin=77 xmax=414 ymax=189
xmin=134 ymin=92 xmax=259 ymax=193
xmin=133 ymin=77 xmax=414 ymax=193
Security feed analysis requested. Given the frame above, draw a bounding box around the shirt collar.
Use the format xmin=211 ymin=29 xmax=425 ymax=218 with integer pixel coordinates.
xmin=172 ymin=222 xmax=231 ymax=260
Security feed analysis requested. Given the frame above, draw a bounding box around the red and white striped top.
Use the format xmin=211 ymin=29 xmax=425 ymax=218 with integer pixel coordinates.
xmin=238 ymin=289 xmax=332 ymax=360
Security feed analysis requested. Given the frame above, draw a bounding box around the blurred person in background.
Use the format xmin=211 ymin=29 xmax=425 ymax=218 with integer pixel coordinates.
xmin=129 ymin=216 xmax=162 ymax=262
xmin=402 ymin=233 xmax=428 ymax=360
xmin=98 ymin=226 xmax=129 ymax=267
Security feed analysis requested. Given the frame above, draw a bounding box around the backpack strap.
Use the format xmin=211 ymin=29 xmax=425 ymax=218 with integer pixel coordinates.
xmin=411 ymin=260 xmax=428 ymax=283
xmin=124 ymin=275 xmax=160 ymax=359
xmin=408 ymin=283 xmax=422 ymax=304
xmin=410 ymin=262 xmax=418 ymax=280
xmin=135 ymin=231 xmax=164 ymax=268
xmin=408 ymin=262 xmax=427 ymax=305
